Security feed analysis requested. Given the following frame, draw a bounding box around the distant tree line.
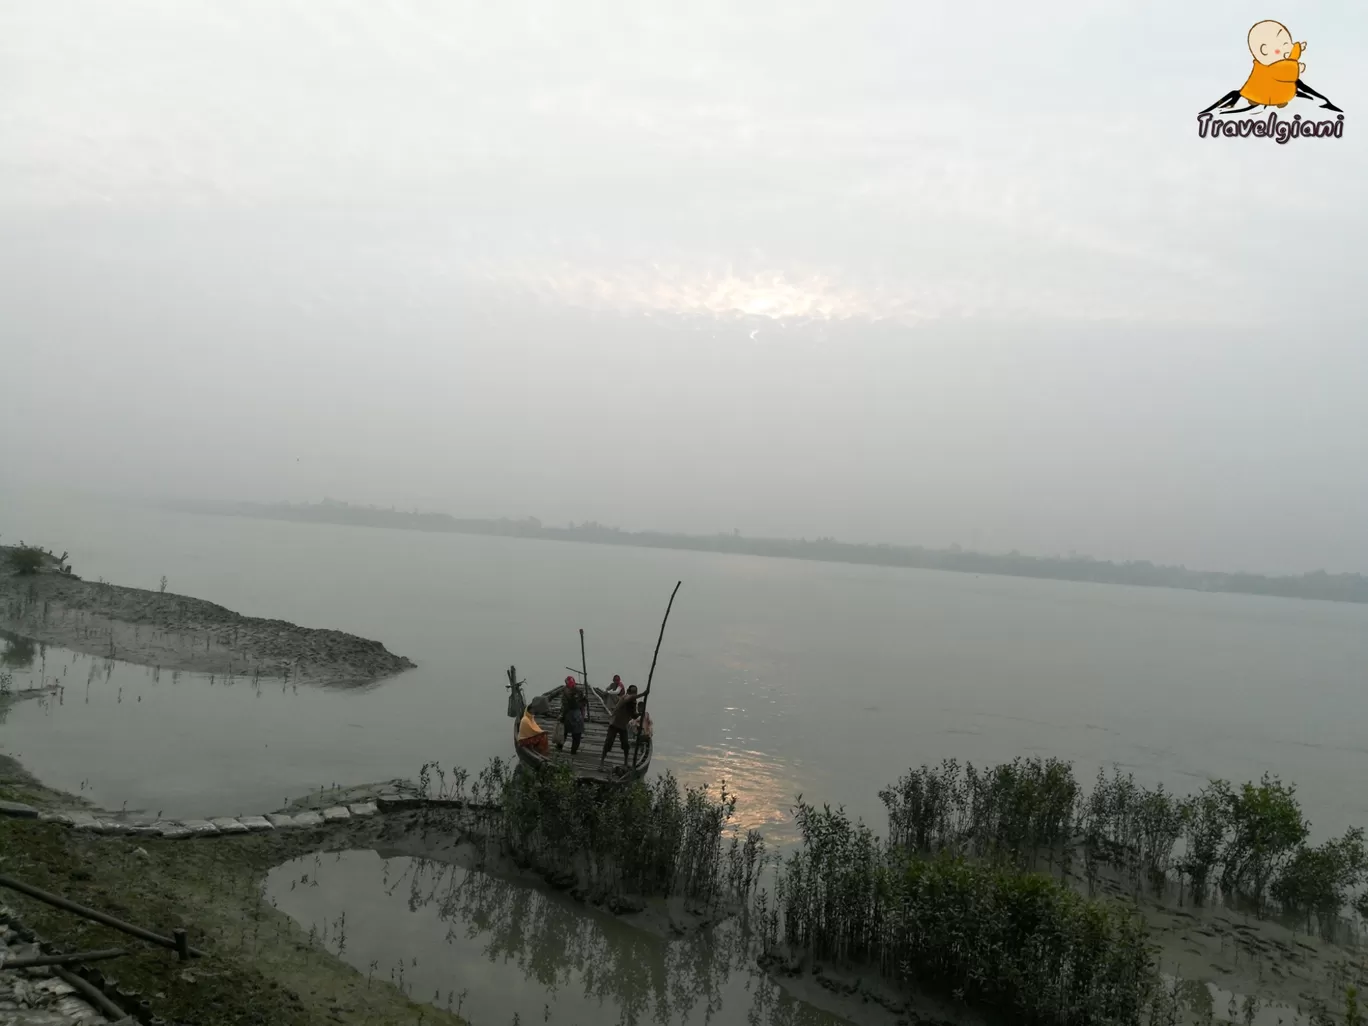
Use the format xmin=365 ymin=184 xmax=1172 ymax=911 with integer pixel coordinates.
xmin=166 ymin=498 xmax=1368 ymax=605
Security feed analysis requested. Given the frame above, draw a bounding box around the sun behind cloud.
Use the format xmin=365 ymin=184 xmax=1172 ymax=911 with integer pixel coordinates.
xmin=489 ymin=260 xmax=945 ymax=324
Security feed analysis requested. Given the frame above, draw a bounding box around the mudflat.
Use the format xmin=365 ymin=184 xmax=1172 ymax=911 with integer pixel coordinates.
xmin=0 ymin=546 xmax=415 ymax=686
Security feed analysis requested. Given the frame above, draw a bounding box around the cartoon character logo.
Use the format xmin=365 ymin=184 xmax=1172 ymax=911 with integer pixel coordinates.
xmin=1200 ymin=20 xmax=1343 ymax=115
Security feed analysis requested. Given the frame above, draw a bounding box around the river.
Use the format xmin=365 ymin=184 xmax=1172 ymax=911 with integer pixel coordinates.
xmin=5 ymin=490 xmax=1367 ymax=1025
xmin=2 ymin=489 xmax=1366 ymax=838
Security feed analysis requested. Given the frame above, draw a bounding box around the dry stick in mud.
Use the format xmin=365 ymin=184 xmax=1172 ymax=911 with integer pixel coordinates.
xmin=633 ymin=580 xmax=681 ymax=769
xmin=0 ymin=872 xmax=205 ymax=959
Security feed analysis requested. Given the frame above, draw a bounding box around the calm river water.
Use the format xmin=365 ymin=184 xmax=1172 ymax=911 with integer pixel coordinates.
xmin=3 ymin=490 xmax=1367 ymax=839
xmin=5 ymin=491 xmax=1366 ymax=1025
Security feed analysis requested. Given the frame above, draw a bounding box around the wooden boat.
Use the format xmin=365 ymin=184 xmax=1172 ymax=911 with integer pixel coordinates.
xmin=506 ymin=665 xmax=653 ymax=783
xmin=503 ymin=584 xmax=679 ymax=785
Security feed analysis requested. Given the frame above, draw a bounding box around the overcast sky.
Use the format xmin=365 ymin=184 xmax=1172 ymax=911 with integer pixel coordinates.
xmin=2 ymin=1 xmax=1365 ymax=575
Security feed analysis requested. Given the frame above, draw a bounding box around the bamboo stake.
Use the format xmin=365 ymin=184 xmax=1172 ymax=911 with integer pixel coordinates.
xmin=0 ymin=874 xmax=205 ymax=958
xmin=632 ymin=581 xmax=680 ymax=768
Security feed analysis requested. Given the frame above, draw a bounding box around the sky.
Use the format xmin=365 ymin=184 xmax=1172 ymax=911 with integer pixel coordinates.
xmin=1 ymin=1 xmax=1366 ymax=575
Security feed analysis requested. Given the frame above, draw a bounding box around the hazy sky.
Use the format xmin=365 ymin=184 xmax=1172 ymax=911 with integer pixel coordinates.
xmin=2 ymin=1 xmax=1366 ymax=575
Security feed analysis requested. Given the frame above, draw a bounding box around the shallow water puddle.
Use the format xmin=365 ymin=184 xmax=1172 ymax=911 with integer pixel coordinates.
xmin=265 ymin=850 xmax=868 ymax=1026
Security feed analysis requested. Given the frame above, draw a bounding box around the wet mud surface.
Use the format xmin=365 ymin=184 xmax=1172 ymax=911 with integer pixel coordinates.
xmin=0 ymin=552 xmax=415 ymax=687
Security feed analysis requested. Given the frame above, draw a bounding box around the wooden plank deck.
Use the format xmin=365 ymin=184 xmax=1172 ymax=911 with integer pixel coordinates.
xmin=531 ymin=687 xmax=649 ymax=783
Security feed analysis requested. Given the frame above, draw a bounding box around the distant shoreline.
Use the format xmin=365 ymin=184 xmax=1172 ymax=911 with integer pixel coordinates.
xmin=165 ymin=499 xmax=1368 ymax=606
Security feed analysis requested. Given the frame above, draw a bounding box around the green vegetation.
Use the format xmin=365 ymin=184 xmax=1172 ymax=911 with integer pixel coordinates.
xmin=5 ymin=544 xmax=48 ymax=576
xmin=416 ymin=751 xmax=1368 ymax=1026
xmin=170 ymin=498 xmax=1368 ymax=605
xmin=758 ymin=802 xmax=1157 ymax=1026
xmin=880 ymin=756 xmax=1080 ymax=869
xmin=880 ymin=759 xmax=1368 ymax=930
xmin=412 ymin=758 xmax=760 ymax=910
xmin=1271 ymin=827 xmax=1368 ymax=929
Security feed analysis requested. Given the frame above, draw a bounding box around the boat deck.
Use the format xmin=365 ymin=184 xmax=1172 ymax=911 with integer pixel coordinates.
xmin=529 ymin=686 xmax=650 ymax=783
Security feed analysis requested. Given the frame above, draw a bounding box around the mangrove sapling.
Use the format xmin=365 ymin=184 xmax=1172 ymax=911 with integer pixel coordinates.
xmin=1220 ymin=773 xmax=1309 ymax=913
xmin=1144 ymin=972 xmax=1188 ymax=1026
xmin=1176 ymin=781 xmax=1233 ymax=905
xmin=879 ymin=758 xmax=964 ymax=854
xmin=1347 ymin=986 xmax=1366 ymax=1026
xmin=880 ymin=756 xmax=1082 ymax=871
xmin=1271 ymin=827 xmax=1368 ymax=935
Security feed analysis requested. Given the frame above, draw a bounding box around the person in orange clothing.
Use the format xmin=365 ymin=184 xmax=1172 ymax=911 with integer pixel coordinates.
xmin=1199 ymin=20 xmax=1342 ymax=115
xmin=517 ymin=698 xmax=551 ymax=756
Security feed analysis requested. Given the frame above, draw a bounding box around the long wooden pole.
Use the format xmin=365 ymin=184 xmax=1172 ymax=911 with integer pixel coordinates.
xmin=579 ymin=628 xmax=588 ymax=689
xmin=632 ymin=581 xmax=680 ymax=767
xmin=2 ymin=948 xmax=128 ymax=969
xmin=573 ymin=639 xmax=612 ymax=719
xmin=53 ymin=967 xmax=130 ymax=1022
xmin=0 ymin=873 xmax=205 ymax=958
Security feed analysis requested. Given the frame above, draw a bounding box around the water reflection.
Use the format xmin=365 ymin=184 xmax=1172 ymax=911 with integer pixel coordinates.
xmin=266 ymin=850 xmax=857 ymax=1026
xmin=1 ymin=630 xmax=38 ymax=669
xmin=667 ymin=744 xmax=796 ymax=840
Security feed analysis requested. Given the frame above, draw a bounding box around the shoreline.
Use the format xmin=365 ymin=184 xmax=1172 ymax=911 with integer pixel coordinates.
xmin=170 ymin=497 xmax=1368 ymax=606
xmin=0 ymin=545 xmax=416 ymax=687
xmin=0 ymin=759 xmax=744 ymax=1025
xmin=6 ymin=751 xmax=1368 ymax=1025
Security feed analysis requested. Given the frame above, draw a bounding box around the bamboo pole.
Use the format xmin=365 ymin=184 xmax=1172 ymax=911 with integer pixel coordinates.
xmin=632 ymin=581 xmax=680 ymax=767
xmin=1 ymin=948 xmax=128 ymax=969
xmin=52 ymin=967 xmax=130 ymax=1022
xmin=0 ymin=874 xmax=205 ymax=958
xmin=579 ymin=628 xmax=588 ymax=689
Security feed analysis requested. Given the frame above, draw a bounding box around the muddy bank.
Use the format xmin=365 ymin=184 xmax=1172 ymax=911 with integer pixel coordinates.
xmin=758 ymin=952 xmax=993 ymax=1026
xmin=0 ymin=758 xmax=464 ymax=1026
xmin=0 ymin=545 xmax=415 ymax=686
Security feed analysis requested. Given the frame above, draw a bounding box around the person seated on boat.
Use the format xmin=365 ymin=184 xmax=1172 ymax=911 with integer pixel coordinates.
xmin=599 ymin=684 xmax=641 ymax=770
xmin=557 ymin=675 xmax=588 ymax=755
xmin=606 ymin=674 xmax=625 ymax=698
xmin=517 ymin=699 xmax=550 ymax=756
xmin=632 ymin=707 xmax=653 ymax=741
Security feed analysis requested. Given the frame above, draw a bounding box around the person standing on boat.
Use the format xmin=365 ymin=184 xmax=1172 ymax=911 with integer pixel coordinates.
xmin=607 ymin=674 xmax=625 ymax=698
xmin=558 ymin=675 xmax=587 ymax=754
xmin=599 ymin=684 xmax=640 ymax=770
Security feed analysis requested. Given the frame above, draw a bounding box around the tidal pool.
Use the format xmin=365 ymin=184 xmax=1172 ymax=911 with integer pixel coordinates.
xmin=264 ymin=849 xmax=880 ymax=1026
